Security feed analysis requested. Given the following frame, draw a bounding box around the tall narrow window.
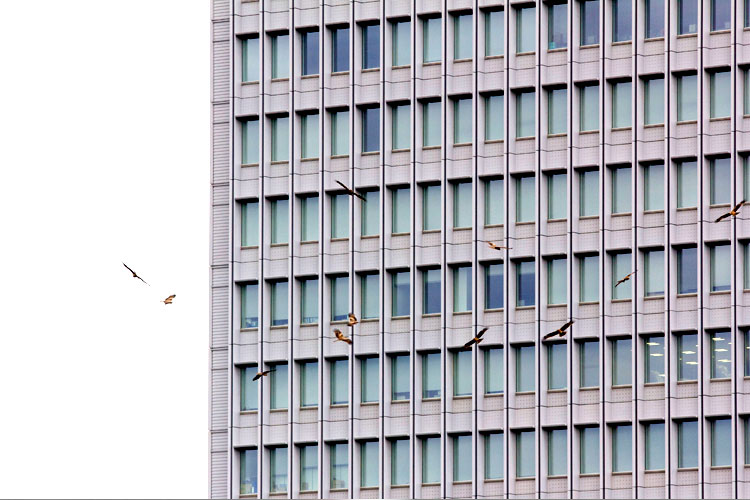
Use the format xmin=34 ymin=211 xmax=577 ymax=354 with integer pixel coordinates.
xmin=300 ymin=195 xmax=319 ymax=242
xmin=580 ymin=426 xmax=600 ymax=474
xmin=611 ymin=165 xmax=632 ymax=214
xmin=677 ymin=333 xmax=699 ymax=381
xmin=454 ymin=350 xmax=472 ymax=396
xmin=361 ymin=273 xmax=379 ymax=320
xmin=485 ymin=432 xmax=504 ymax=479
xmin=612 ymin=252 xmax=632 ymax=300
xmin=516 ymin=344 xmax=535 ymax=392
xmin=331 ymin=193 xmax=349 ymax=239
xmin=644 ymin=249 xmax=665 ymax=297
xmin=485 ymin=262 xmax=505 ymax=310
xmin=547 ymin=257 xmax=567 ymax=305
xmin=391 ymin=187 xmax=410 ymax=234
xmin=271 ymin=33 xmax=290 ymax=79
xmin=271 ymin=116 xmax=290 ymax=162
xmin=361 ymin=189 xmax=380 ymax=237
xmin=612 ymin=425 xmax=633 ymax=472
xmin=677 ymin=247 xmax=697 ymax=295
xmin=677 ymin=159 xmax=698 ymax=208
xmin=710 ymin=244 xmax=731 ymax=292
xmin=330 ymin=276 xmax=348 ymax=322
xmin=332 ymin=27 xmax=350 ymax=73
xmin=547 ymin=172 xmax=567 ymax=219
xmin=516 ymin=90 xmax=536 ymax=138
xmin=392 ymin=271 xmax=410 ymax=317
xmin=299 ymin=361 xmax=318 ymax=408
xmin=580 ymin=0 xmax=600 ymax=46
xmin=580 ymin=169 xmax=599 ymax=217
xmin=678 ymin=420 xmax=699 ymax=468
xmin=711 ymin=157 xmax=731 ymax=205
xmin=422 ymin=437 xmax=440 ymax=483
xmin=362 ymin=23 xmax=380 ymax=70
xmin=645 ymin=422 xmax=665 ymax=470
xmin=612 ymin=338 xmax=632 ymax=386
xmin=548 ymin=2 xmax=568 ymax=50
xmin=580 ymin=340 xmax=599 ymax=388
xmin=517 ymin=260 xmax=535 ymax=307
xmin=644 ymin=162 xmax=664 ymax=211
xmin=485 ymin=94 xmax=504 ymax=141
xmin=362 ymin=106 xmax=380 ymax=153
xmin=516 ymin=175 xmax=535 ymax=223
xmin=240 ymin=449 xmax=258 ymax=495
xmin=330 ymin=359 xmax=348 ymax=405
xmin=612 ymin=81 xmax=632 ymax=128
xmin=391 ymin=439 xmax=410 ymax=486
xmin=612 ymin=0 xmax=632 ymax=42
xmin=392 ymin=20 xmax=411 ymax=67
xmin=453 ymin=265 xmax=473 ymax=313
xmin=269 ymin=447 xmax=288 ymax=493
xmin=422 ymin=352 xmax=441 ymax=399
xmin=453 ymin=435 xmax=472 ymax=481
xmin=241 ymin=365 xmax=259 ymax=411
xmin=361 ymin=356 xmax=379 ymax=403
xmin=516 ymin=6 xmax=536 ymax=54
xmin=301 ymin=113 xmax=319 ymax=159
xmin=580 ymin=84 xmax=599 ymax=131
xmin=241 ymin=283 xmax=259 ymax=328
xmin=423 ymin=100 xmax=441 ymax=147
xmin=516 ymin=430 xmax=536 ymax=477
xmin=270 ymin=280 xmax=289 ymax=326
xmin=454 ymin=181 xmax=472 ymax=228
xmin=391 ymin=354 xmax=410 ymax=401
xmin=485 ymin=10 xmax=505 ymax=56
xmin=423 ymin=268 xmax=441 ymax=315
xmin=580 ymin=255 xmax=599 ymax=303
xmin=299 ymin=445 xmax=318 ymax=491
xmin=485 ymin=178 xmax=504 ymax=225
xmin=392 ymin=104 xmax=411 ymax=151
xmin=242 ymin=119 xmax=260 ymax=165
xmin=241 ymin=201 xmax=259 ymax=247
xmin=454 ymin=13 xmax=473 ymax=60
xmin=301 ymin=30 xmax=319 ymax=76
xmin=485 ymin=347 xmax=505 ymax=394
xmin=360 ymin=441 xmax=379 ymax=487
xmin=330 ymin=443 xmax=348 ymax=489
xmin=331 ymin=110 xmax=349 ymax=156
xmin=645 ymin=0 xmax=665 ymax=38
xmin=711 ymin=330 xmax=732 ymax=379
xmin=644 ymin=77 xmax=665 ymax=125
xmin=644 ymin=335 xmax=665 ymax=383
xmin=242 ymin=37 xmax=260 ymax=82
xmin=548 ymin=428 xmax=567 ymax=476
xmin=745 ymin=71 xmax=750 ymax=115
xmin=423 ymin=17 xmax=442 ymax=63
xmin=548 ymin=342 xmax=567 ymax=390
xmin=454 ymin=97 xmax=473 ymax=144
xmin=711 ymin=418 xmax=732 ymax=466
xmin=712 ymin=0 xmax=731 ymax=31
xmin=678 ymin=0 xmax=698 ymax=34
xmin=677 ymin=74 xmax=698 ymax=122
xmin=548 ymin=87 xmax=568 ymax=135
xmin=711 ymin=70 xmax=731 ymax=119
xmin=300 ymin=278 xmax=318 ymax=324
xmin=270 ymin=363 xmax=289 ymax=409
xmin=747 ymin=330 xmax=750 ymax=377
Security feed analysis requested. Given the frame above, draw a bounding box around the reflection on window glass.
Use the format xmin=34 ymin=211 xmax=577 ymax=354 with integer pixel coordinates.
xmin=711 ymin=330 xmax=732 ymax=379
xmin=580 ymin=426 xmax=600 ymax=474
xmin=612 ymin=0 xmax=632 ymax=42
xmin=516 ymin=6 xmax=536 ymax=53
xmin=646 ymin=0 xmax=665 ymax=38
xmin=645 ymin=422 xmax=665 ymax=470
xmin=580 ymin=0 xmax=600 ymax=46
xmin=612 ymin=425 xmax=632 ymax=473
xmin=548 ymin=2 xmax=567 ymax=49
xmin=516 ymin=260 xmax=535 ymax=307
xmin=580 ymin=340 xmax=599 ymax=388
xmin=516 ymin=430 xmax=535 ymax=477
xmin=677 ymin=333 xmax=698 ymax=381
xmin=644 ymin=335 xmax=665 ymax=384
xmin=678 ymin=0 xmax=698 ymax=34
xmin=678 ymin=247 xmax=697 ymax=294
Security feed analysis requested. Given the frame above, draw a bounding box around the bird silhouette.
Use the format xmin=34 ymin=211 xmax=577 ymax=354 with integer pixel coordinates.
xmin=335 ymin=180 xmax=367 ymax=202
xmin=614 ymin=270 xmax=637 ymax=288
xmin=463 ymin=327 xmax=489 ymax=349
xmin=162 ymin=294 xmax=176 ymax=305
xmin=334 ymin=328 xmax=353 ymax=345
xmin=122 ymin=263 xmax=149 ymax=286
xmin=252 ymin=368 xmax=275 ymax=381
xmin=543 ymin=320 xmax=575 ymax=341
xmin=715 ymin=200 xmax=746 ymax=222
xmin=487 ymin=241 xmax=511 ymax=251
xmin=347 ymin=313 xmax=359 ymax=327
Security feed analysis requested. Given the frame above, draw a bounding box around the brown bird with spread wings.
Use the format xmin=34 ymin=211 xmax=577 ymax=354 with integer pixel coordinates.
xmin=463 ymin=327 xmax=489 ymax=349
xmin=335 ymin=180 xmax=367 ymax=202
xmin=162 ymin=294 xmax=176 ymax=305
xmin=252 ymin=368 xmax=275 ymax=381
xmin=334 ymin=328 xmax=353 ymax=345
xmin=614 ymin=270 xmax=637 ymax=288
xmin=715 ymin=200 xmax=746 ymax=222
xmin=347 ymin=313 xmax=359 ymax=327
xmin=123 ymin=263 xmax=149 ymax=286
xmin=543 ymin=320 xmax=574 ymax=341
xmin=487 ymin=241 xmax=511 ymax=251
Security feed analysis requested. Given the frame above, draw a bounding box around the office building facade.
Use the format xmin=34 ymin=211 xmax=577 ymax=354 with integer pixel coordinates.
xmin=210 ymin=0 xmax=750 ymax=497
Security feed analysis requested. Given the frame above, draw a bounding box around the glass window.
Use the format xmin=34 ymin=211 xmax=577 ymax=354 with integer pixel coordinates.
xmin=711 ymin=330 xmax=732 ymax=379
xmin=391 ymin=354 xmax=410 ymax=401
xmin=423 ymin=17 xmax=442 ymax=63
xmin=612 ymin=0 xmax=632 ymax=42
xmin=580 ymin=169 xmax=599 ymax=217
xmin=331 ymin=276 xmax=348 ymax=322
xmin=645 ymin=0 xmax=665 ymax=38
xmin=580 ymin=84 xmax=599 ymax=132
xmin=548 ymin=2 xmax=568 ymax=49
xmin=710 ymin=244 xmax=731 ymax=292
xmin=301 ymin=113 xmax=319 ymax=159
xmin=301 ymin=30 xmax=319 ymax=76
xmin=580 ymin=426 xmax=600 ymax=474
xmin=485 ymin=262 xmax=505 ymax=310
xmin=485 ymin=10 xmax=505 ymax=56
xmin=241 ymin=201 xmax=259 ymax=247
xmin=712 ymin=0 xmax=731 ymax=31
xmin=331 ymin=110 xmax=349 ymax=156
xmin=454 ymin=350 xmax=472 ymax=396
xmin=485 ymin=433 xmax=504 ymax=479
xmin=548 ymin=87 xmax=567 ymax=135
xmin=516 ymin=344 xmax=535 ymax=392
xmin=241 ymin=283 xmax=259 ymax=328
xmin=485 ymin=347 xmax=504 ymax=394
xmin=423 ymin=268 xmax=441 ymax=315
xmin=271 ymin=33 xmax=290 ymax=79
xmin=746 ymin=0 xmax=750 ymax=28
xmin=644 ymin=335 xmax=665 ymax=384
xmin=332 ymin=27 xmax=350 ymax=73
xmin=746 ymin=244 xmax=750 ymax=290
xmin=677 ymin=160 xmax=698 ymax=208
xmin=548 ymin=428 xmax=567 ymax=476
xmin=645 ymin=422 xmax=665 ymax=470
xmin=644 ymin=249 xmax=665 ymax=297
xmin=392 ymin=20 xmax=411 ymax=67
xmin=485 ymin=178 xmax=504 ymax=225
xmin=453 ymin=435 xmax=472 ymax=481
xmin=300 ymin=361 xmax=318 ymax=407
xmin=330 ymin=443 xmax=348 ymax=489
xmin=711 ymin=70 xmax=731 ymax=119
xmin=362 ymin=23 xmax=380 ymax=70
xmin=611 ymin=165 xmax=631 ymax=214
xmin=678 ymin=0 xmax=698 ymax=34
xmin=516 ymin=90 xmax=536 ymax=138
xmin=361 ymin=189 xmax=380 ymax=237
xmin=516 ymin=6 xmax=536 ymax=54
xmin=612 ymin=252 xmax=632 ymax=300
xmin=270 ymin=363 xmax=288 ymax=409
xmin=644 ymin=77 xmax=664 ymax=125
xmin=240 ymin=449 xmax=258 ymax=495
xmin=548 ymin=343 xmax=567 ymax=390
xmin=580 ymin=0 xmax=600 ymax=46
xmin=547 ymin=172 xmax=567 ymax=219
xmin=242 ymin=119 xmax=259 ymax=165
xmin=299 ymin=445 xmax=318 ymax=491
xmin=612 ymin=81 xmax=632 ymax=128
xmin=485 ymin=94 xmax=504 ymax=141
xmin=423 ymin=100 xmax=442 ymax=147
xmin=422 ymin=352 xmax=441 ymax=399
xmin=454 ymin=14 xmax=473 ymax=60
xmin=391 ymin=439 xmax=410 ymax=486
xmin=392 ymin=271 xmax=410 ymax=317
xmin=678 ymin=420 xmax=699 ymax=468
xmin=711 ymin=157 xmax=732 ymax=205
xmin=677 ymin=74 xmax=697 ymax=122
xmin=361 ymin=273 xmax=379 ymax=320
xmin=331 ymin=359 xmax=349 ymax=405
xmin=454 ymin=181 xmax=473 ymax=228
xmin=746 ymin=71 xmax=750 ymax=115
xmin=580 ymin=340 xmax=599 ymax=388
xmin=242 ymin=37 xmax=260 ymax=82
xmin=612 ymin=338 xmax=632 ymax=386
xmin=641 ymin=162 xmax=664 ymax=211
xmin=392 ymin=104 xmax=411 ymax=151
xmin=712 ymin=418 xmax=732 ymax=466
xmin=391 ymin=187 xmax=410 ymax=234
xmin=746 ymin=330 xmax=750 ymax=376
xmin=516 ymin=430 xmax=536 ymax=477
xmin=271 ymin=280 xmax=288 ymax=326
xmin=361 ymin=356 xmax=379 ymax=403
xmin=454 ymin=97 xmax=473 ymax=144
xmin=300 ymin=278 xmax=318 ymax=325
xmin=271 ymin=116 xmax=289 ymax=162
xmin=241 ymin=365 xmax=259 ymax=411
xmin=580 ymin=255 xmax=599 ymax=303
xmin=360 ymin=441 xmax=379 ymax=487
xmin=517 ymin=260 xmax=536 ymax=307
xmin=422 ymin=437 xmax=441 ymax=483
xmin=677 ymin=333 xmax=699 ymax=381
xmin=362 ymin=106 xmax=380 ymax=153
xmin=612 ymin=425 xmax=632 ymax=473
xmin=300 ymin=195 xmax=319 ymax=242
xmin=747 ymin=418 xmax=750 ymax=465
xmin=516 ymin=174 xmax=535 ymax=222
xmin=269 ymin=447 xmax=288 ymax=492
xmin=547 ymin=257 xmax=567 ymax=305
xmin=453 ymin=265 xmax=473 ymax=313
xmin=677 ymin=247 xmax=697 ymax=294
xmin=331 ymin=193 xmax=349 ymax=239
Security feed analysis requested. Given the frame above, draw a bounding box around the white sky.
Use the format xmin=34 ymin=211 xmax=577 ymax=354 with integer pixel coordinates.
xmin=0 ymin=1 xmax=208 ymax=497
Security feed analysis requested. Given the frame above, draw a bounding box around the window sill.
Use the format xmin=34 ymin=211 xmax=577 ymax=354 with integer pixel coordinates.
xmin=453 ymin=311 xmax=472 ymax=316
xmin=485 ymin=392 xmax=504 ymax=397
xmin=611 ymin=212 xmax=632 ymax=217
xmin=331 ymin=71 xmax=350 ymax=76
xmin=643 ymin=123 xmax=664 ymax=129
xmin=361 ymin=67 xmax=380 ymax=73
xmin=610 ymin=298 xmax=631 ymax=303
xmin=453 ymin=395 xmax=472 ymax=400
xmin=483 ymin=308 xmax=505 ymax=313
xmin=300 ymin=322 xmax=318 ymax=327
xmin=300 ymin=74 xmax=319 ymax=80
xmin=423 ymin=145 xmax=441 ymax=150
xmin=241 ymin=163 xmax=260 ymax=168
xmin=676 ymin=293 xmax=697 ymax=298
xmin=612 ymin=384 xmax=632 ymax=389
xmin=270 ymin=160 xmax=289 ymax=165
xmin=611 ymin=126 xmax=632 ymax=132
xmin=578 ymin=215 xmax=599 ymax=220
xmin=579 ymin=129 xmax=600 ymax=135
xmin=643 ymin=209 xmax=664 ymax=215
xmin=391 ymin=484 xmax=409 ymax=488
xmin=676 ymin=207 xmax=697 ymax=211
xmin=453 ymin=58 xmax=473 ymax=64
xmin=299 ymin=490 xmax=318 ymax=494
xmin=361 ymin=151 xmax=380 ymax=156
xmin=240 ymin=245 xmax=260 ymax=250
xmin=515 ymin=305 xmax=535 ymax=310
xmin=330 ymin=154 xmax=349 ymax=159
xmin=391 ymin=399 xmax=410 ymax=404
xmin=452 ymin=480 xmax=472 ymax=485
xmin=709 ymin=117 xmax=731 ymax=123
xmin=579 ymin=301 xmax=600 ymax=306
xmin=547 ymin=47 xmax=567 ymax=53
xmin=643 ymin=382 xmax=665 ymax=387
xmin=709 ymin=291 xmax=731 ymax=296
xmin=392 ymin=148 xmax=411 ymax=153
xmin=241 ymin=80 xmax=260 ymax=85
xmin=547 ymin=388 xmax=567 ymax=393
xmin=676 ymin=380 xmax=697 ymax=385
xmin=580 ymin=44 xmax=600 ymax=49
xmin=422 ymin=229 xmax=441 ymax=234
xmin=579 ymin=386 xmax=599 ymax=391
xmin=677 ymin=467 xmax=699 ymax=472
xmin=270 ymin=325 xmax=288 ymax=330
xmin=515 ymin=135 xmax=535 ymax=141
xmin=515 ymin=391 xmax=535 ymax=396
xmin=547 ymin=474 xmax=568 ymax=479
xmin=516 ymin=51 xmax=536 ymax=56
xmin=239 ymin=410 xmax=259 ymax=415
xmin=270 ymin=77 xmax=290 ymax=83
xmin=611 ymin=40 xmax=632 ymax=46
xmin=329 ymin=488 xmax=349 ymax=492
xmin=421 ymin=482 xmax=441 ymax=486
xmin=423 ymin=61 xmax=442 ymax=67
xmin=547 ymin=133 xmax=567 ymax=138
xmin=711 ymin=465 xmax=732 ymax=470
xmin=300 ymin=240 xmax=319 ymax=245
xmin=710 ymin=377 xmax=731 ymax=382
xmin=359 ymin=486 xmax=379 ymax=491
xmin=240 ymin=328 xmax=259 ymax=332
xmin=330 ymin=237 xmax=349 ymax=243
xmin=422 ymin=313 xmax=441 ymax=318
xmin=515 ymin=221 xmax=535 ymax=226
xmin=392 ymin=315 xmax=411 ymax=320
xmin=484 ymin=223 xmax=504 ymax=228
xmin=676 ymin=120 xmax=697 ymax=125
xmin=422 ymin=397 xmax=441 ymax=402
xmin=484 ymin=55 xmax=504 ymax=60
xmin=269 ymin=408 xmax=288 ymax=413
xmin=644 ymin=295 xmax=665 ymax=300
xmin=484 ymin=139 xmax=504 ymax=144
xmin=361 ymin=317 xmax=379 ymax=322
xmin=330 ymin=320 xmax=347 ymax=325
xmin=547 ymin=217 xmax=567 ymax=223
xmin=330 ymin=404 xmax=349 ymax=409
xmin=644 ymin=37 xmax=665 ymax=42
xmin=709 ymin=203 xmax=731 ymax=208
xmin=391 ymin=232 xmax=410 ymax=237
xmin=300 ymin=157 xmax=319 ymax=162
xmin=392 ymin=64 xmax=411 ymax=70
xmin=710 ymin=29 xmax=731 ymax=35
xmin=300 ymin=405 xmax=319 ymax=410
xmin=269 ymin=243 xmax=288 ymax=248
xmin=360 ymin=401 xmax=379 ymax=406
xmin=454 ymin=142 xmax=473 ymax=147
xmin=360 ymin=234 xmax=379 ymax=240
xmin=676 ymin=33 xmax=698 ymax=38
xmin=611 ymin=471 xmax=632 ymax=476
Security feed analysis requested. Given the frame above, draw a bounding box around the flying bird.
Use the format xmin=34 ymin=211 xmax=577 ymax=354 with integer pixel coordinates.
xmin=543 ymin=320 xmax=575 ymax=341
xmin=715 ymin=200 xmax=746 ymax=222
xmin=614 ymin=270 xmax=637 ymax=288
xmin=162 ymin=294 xmax=176 ymax=305
xmin=334 ymin=328 xmax=353 ymax=345
xmin=347 ymin=313 xmax=359 ymax=327
xmin=463 ymin=327 xmax=489 ymax=349
xmin=122 ymin=262 xmax=149 ymax=286
xmin=252 ymin=368 xmax=275 ymax=381
xmin=487 ymin=241 xmax=511 ymax=251
xmin=335 ymin=180 xmax=367 ymax=202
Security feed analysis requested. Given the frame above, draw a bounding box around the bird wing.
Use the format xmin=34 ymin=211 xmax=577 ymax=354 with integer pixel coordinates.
xmin=614 ymin=276 xmax=627 ymax=287
xmin=560 ymin=320 xmax=575 ymax=331
xmin=166 ymin=294 xmax=176 ymax=300
xmin=476 ymin=327 xmax=488 ymax=338
xmin=349 ymin=313 xmax=358 ymax=323
xmin=715 ymin=212 xmax=731 ymax=222
xmin=123 ymin=263 xmax=136 ymax=275
xmin=252 ymin=373 xmax=262 ymax=381
xmin=136 ymin=275 xmax=150 ymax=286
xmin=542 ymin=331 xmax=558 ymax=341
xmin=352 ymin=190 xmax=367 ymax=202
xmin=335 ymin=180 xmax=350 ymax=192
xmin=463 ymin=338 xmax=477 ymax=348
xmin=735 ymin=200 xmax=747 ymax=212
